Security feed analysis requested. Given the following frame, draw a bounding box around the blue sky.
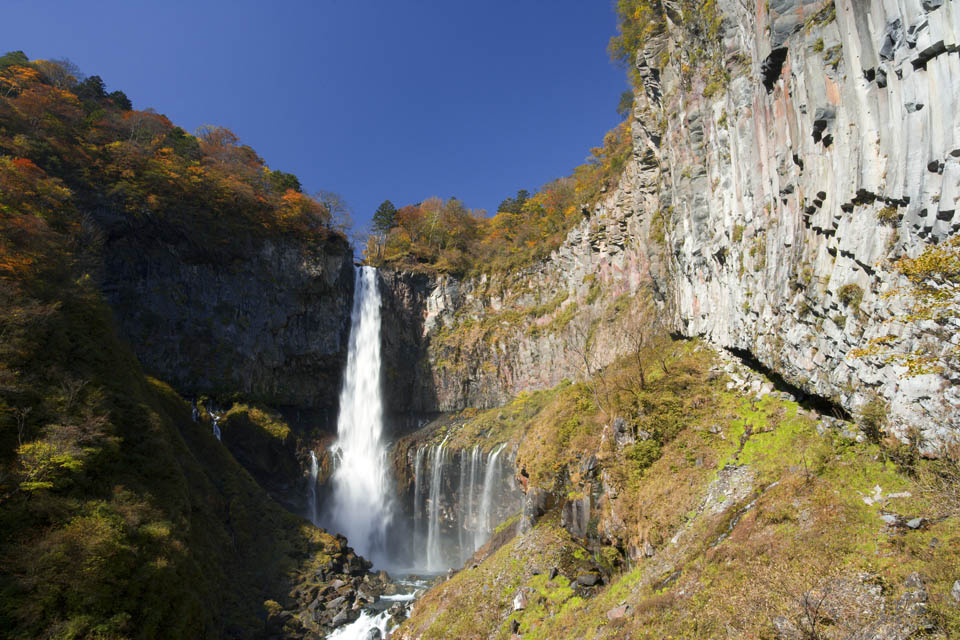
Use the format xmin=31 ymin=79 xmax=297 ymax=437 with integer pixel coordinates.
xmin=2 ymin=0 xmax=627 ymax=234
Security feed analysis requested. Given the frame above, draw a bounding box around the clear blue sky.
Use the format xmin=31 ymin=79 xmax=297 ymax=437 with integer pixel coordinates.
xmin=2 ymin=0 xmax=627 ymax=234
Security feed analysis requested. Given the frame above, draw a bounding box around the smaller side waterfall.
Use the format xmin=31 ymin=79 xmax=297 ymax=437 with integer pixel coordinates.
xmin=475 ymin=443 xmax=507 ymax=551
xmin=466 ymin=445 xmax=479 ymax=538
xmin=410 ymin=440 xmax=520 ymax=571
xmin=307 ymin=451 xmax=319 ymax=526
xmin=425 ymin=436 xmax=449 ymax=572
xmin=412 ymin=445 xmax=425 ymax=565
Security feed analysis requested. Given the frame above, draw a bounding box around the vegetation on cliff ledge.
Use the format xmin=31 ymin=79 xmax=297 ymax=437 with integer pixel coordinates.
xmin=364 ymin=122 xmax=632 ymax=277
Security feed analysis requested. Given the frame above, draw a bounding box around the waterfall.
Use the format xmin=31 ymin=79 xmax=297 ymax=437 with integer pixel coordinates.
xmin=457 ymin=449 xmax=468 ymax=560
xmin=463 ymin=445 xmax=480 ymax=563
xmin=475 ymin=443 xmax=507 ymax=551
xmin=211 ymin=411 xmax=222 ymax=441
xmin=410 ymin=440 xmax=519 ymax=570
xmin=425 ymin=435 xmax=449 ymax=572
xmin=412 ymin=445 xmax=425 ymax=565
xmin=307 ymin=451 xmax=319 ymax=526
xmin=327 ymin=266 xmax=391 ymax=566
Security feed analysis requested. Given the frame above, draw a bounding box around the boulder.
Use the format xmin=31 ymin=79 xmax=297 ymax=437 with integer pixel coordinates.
xmin=576 ymin=572 xmax=601 ymax=587
xmin=606 ymin=605 xmax=630 ymax=620
xmin=519 ymin=488 xmax=551 ymax=534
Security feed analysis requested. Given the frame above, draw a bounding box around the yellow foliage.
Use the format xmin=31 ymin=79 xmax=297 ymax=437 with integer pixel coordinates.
xmin=853 ymin=234 xmax=959 ymax=375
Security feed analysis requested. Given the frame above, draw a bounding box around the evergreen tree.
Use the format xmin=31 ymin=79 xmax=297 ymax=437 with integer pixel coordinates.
xmin=372 ymin=199 xmax=398 ymax=236
xmin=0 ymin=50 xmax=28 ymax=70
xmin=497 ymin=189 xmax=530 ymax=214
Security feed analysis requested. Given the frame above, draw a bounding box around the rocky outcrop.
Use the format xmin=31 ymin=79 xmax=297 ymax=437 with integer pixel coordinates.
xmin=98 ymin=214 xmax=354 ymax=410
xmin=378 ymin=177 xmax=659 ymax=413
xmin=378 ymin=269 xmax=438 ymax=417
xmin=273 ymin=544 xmax=390 ymax=639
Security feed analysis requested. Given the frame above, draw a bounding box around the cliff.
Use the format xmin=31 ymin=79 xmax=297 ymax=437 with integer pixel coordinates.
xmin=378 ymin=164 xmax=660 ymax=414
xmin=382 ymin=0 xmax=959 ymax=450
xmin=645 ymin=0 xmax=959 ymax=451
xmin=99 ymin=213 xmax=355 ymax=412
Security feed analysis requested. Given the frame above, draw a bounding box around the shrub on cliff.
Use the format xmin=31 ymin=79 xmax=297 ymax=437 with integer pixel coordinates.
xmin=853 ymin=234 xmax=959 ymax=376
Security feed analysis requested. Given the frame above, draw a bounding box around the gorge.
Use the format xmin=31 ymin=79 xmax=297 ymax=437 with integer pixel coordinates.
xmin=1 ymin=0 xmax=959 ymax=638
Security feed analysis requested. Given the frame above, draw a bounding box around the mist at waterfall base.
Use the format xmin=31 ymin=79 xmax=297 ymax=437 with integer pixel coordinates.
xmin=308 ymin=266 xmax=522 ymax=579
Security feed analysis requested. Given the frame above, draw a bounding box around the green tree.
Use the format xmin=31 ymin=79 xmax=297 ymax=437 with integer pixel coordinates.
xmin=164 ymin=127 xmax=202 ymax=161
xmin=372 ymin=199 xmax=398 ymax=236
xmin=617 ymin=89 xmax=634 ymax=119
xmin=108 ymin=89 xmax=132 ymax=110
xmin=74 ymin=74 xmax=107 ymax=101
xmin=0 ymin=50 xmax=28 ymax=70
xmin=268 ymin=169 xmax=302 ymax=193
xmin=497 ymin=189 xmax=530 ymax=214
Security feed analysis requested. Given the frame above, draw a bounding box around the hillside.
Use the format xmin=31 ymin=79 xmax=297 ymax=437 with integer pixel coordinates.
xmin=0 ymin=53 xmax=376 ymax=639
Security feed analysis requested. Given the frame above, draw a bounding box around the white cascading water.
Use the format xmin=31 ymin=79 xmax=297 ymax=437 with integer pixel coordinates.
xmin=464 ymin=445 xmax=480 ymax=563
xmin=474 ymin=443 xmax=507 ymax=551
xmin=325 ymin=610 xmax=391 ymax=640
xmin=307 ymin=451 xmax=319 ymax=526
xmin=425 ymin=435 xmax=449 ymax=572
xmin=412 ymin=445 xmax=425 ymax=565
xmin=327 ymin=266 xmax=391 ymax=566
xmin=457 ymin=449 xmax=468 ymax=559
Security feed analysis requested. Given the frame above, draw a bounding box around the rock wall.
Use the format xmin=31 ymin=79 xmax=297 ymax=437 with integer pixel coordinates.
xmin=99 ymin=214 xmax=355 ymax=410
xmin=636 ymin=0 xmax=959 ymax=448
xmin=379 ymin=169 xmax=659 ymax=413
xmin=384 ymin=0 xmax=959 ymax=449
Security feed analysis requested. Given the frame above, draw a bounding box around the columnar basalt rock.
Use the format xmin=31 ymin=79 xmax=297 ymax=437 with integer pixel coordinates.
xmin=640 ymin=0 xmax=959 ymax=449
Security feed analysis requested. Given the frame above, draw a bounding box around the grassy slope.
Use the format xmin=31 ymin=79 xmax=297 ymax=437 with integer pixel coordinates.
xmin=396 ymin=340 xmax=960 ymax=639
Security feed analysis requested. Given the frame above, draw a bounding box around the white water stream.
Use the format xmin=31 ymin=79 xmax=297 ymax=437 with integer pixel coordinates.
xmin=327 ymin=266 xmax=391 ymax=566
xmin=308 ymin=451 xmax=319 ymax=526
xmin=425 ymin=435 xmax=449 ymax=572
xmin=319 ymin=267 xmax=521 ymax=638
xmin=474 ymin=443 xmax=507 ymax=551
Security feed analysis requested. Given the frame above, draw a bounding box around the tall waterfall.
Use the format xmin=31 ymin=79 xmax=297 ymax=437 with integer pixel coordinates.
xmin=327 ymin=266 xmax=391 ymax=566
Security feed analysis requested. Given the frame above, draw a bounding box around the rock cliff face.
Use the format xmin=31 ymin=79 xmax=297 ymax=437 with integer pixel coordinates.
xmin=379 ymin=178 xmax=657 ymax=413
xmin=99 ymin=214 xmax=354 ymax=411
xmin=641 ymin=0 xmax=959 ymax=449
xmin=383 ymin=0 xmax=959 ymax=448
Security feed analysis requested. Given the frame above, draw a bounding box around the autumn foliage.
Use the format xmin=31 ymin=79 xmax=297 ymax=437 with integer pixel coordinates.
xmin=367 ymin=121 xmax=632 ymax=276
xmin=0 ymin=56 xmax=345 ymax=257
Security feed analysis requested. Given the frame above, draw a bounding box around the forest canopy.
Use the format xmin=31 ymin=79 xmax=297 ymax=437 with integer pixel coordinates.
xmin=0 ymin=52 xmax=349 ymax=255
